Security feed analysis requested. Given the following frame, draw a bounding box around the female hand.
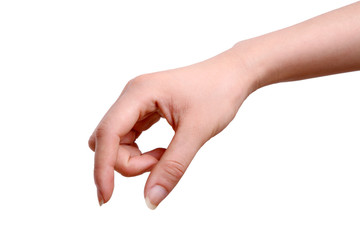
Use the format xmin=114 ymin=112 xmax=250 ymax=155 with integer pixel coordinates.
xmin=88 ymin=48 xmax=257 ymax=209
xmin=89 ymin=1 xmax=360 ymax=209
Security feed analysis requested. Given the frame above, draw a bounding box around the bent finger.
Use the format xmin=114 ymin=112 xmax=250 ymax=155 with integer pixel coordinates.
xmin=94 ymin=94 xmax=154 ymax=205
xmin=115 ymin=145 xmax=165 ymax=177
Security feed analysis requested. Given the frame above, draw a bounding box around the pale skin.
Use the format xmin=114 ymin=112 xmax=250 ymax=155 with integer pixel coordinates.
xmin=88 ymin=2 xmax=360 ymax=209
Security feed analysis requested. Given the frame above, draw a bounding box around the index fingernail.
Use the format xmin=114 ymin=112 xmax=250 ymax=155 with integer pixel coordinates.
xmin=97 ymin=189 xmax=104 ymax=206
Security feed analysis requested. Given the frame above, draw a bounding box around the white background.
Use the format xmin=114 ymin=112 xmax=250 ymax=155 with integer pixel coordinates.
xmin=0 ymin=0 xmax=359 ymax=239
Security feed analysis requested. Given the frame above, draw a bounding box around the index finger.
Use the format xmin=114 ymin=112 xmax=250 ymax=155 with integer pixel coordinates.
xmin=93 ymin=94 xmax=144 ymax=205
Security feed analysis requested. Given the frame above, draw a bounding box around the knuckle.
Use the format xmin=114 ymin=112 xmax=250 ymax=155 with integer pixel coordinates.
xmin=88 ymin=136 xmax=95 ymax=151
xmin=117 ymin=167 xmax=132 ymax=177
xmin=94 ymin=126 xmax=109 ymax=140
xmin=162 ymin=159 xmax=186 ymax=184
xmin=116 ymin=162 xmax=131 ymax=177
xmin=125 ymin=73 xmax=162 ymax=94
xmin=126 ymin=74 xmax=150 ymax=89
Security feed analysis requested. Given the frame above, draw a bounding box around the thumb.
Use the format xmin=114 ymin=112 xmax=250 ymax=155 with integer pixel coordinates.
xmin=144 ymin=125 xmax=204 ymax=210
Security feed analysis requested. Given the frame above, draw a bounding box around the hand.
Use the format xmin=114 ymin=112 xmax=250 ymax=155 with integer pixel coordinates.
xmin=88 ymin=1 xmax=360 ymax=210
xmin=88 ymin=48 xmax=256 ymax=209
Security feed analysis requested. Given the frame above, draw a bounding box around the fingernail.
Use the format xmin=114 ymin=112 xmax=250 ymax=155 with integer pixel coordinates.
xmin=145 ymin=185 xmax=168 ymax=210
xmin=97 ymin=189 xmax=104 ymax=207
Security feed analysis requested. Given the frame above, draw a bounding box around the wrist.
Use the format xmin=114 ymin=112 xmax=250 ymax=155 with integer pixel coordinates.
xmin=229 ymin=38 xmax=274 ymax=93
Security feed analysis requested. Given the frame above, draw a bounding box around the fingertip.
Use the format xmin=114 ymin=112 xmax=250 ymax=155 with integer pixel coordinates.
xmin=88 ymin=134 xmax=95 ymax=151
xmin=145 ymin=185 xmax=168 ymax=210
xmin=143 ymin=127 xmax=203 ymax=209
xmin=144 ymin=148 xmax=166 ymax=160
xmin=97 ymin=189 xmax=104 ymax=206
xmin=145 ymin=196 xmax=157 ymax=210
xmin=94 ymin=165 xmax=115 ymax=205
xmin=95 ymin=183 xmax=114 ymax=206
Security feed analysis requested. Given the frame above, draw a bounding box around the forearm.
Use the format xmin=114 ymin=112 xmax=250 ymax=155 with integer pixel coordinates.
xmin=232 ymin=1 xmax=360 ymax=89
